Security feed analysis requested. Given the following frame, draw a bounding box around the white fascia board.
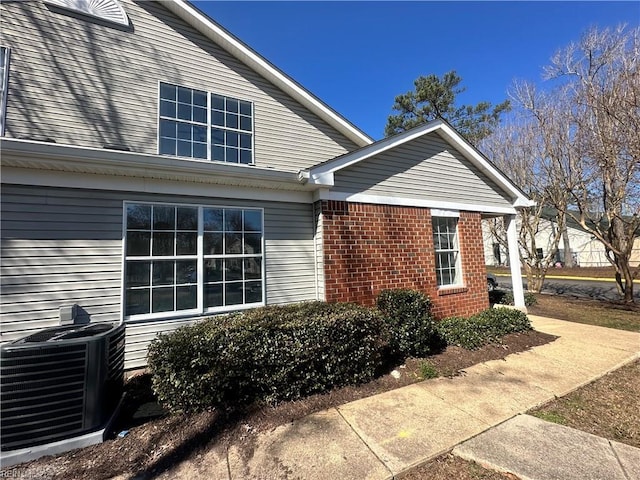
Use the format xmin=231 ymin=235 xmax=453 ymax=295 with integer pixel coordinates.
xmin=434 ymin=124 xmax=535 ymax=208
xmin=309 ymin=171 xmax=335 ymax=186
xmin=0 ymin=138 xmax=310 ymax=192
xmin=162 ymin=0 xmax=373 ymax=148
xmin=2 ymin=166 xmax=314 ymax=204
xmin=306 ymin=121 xmax=444 ymax=184
xmin=319 ymin=191 xmax=518 ymax=215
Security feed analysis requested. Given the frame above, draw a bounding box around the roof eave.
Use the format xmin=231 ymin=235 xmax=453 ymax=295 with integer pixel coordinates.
xmin=0 ymin=138 xmax=313 ymax=192
xmin=303 ymin=119 xmax=534 ymax=210
xmin=434 ymin=123 xmax=533 ymax=209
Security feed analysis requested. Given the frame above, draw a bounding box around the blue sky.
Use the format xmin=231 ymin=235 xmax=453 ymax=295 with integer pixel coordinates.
xmin=193 ymin=1 xmax=640 ymax=140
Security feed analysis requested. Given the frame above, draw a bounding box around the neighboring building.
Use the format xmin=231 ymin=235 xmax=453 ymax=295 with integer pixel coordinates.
xmin=483 ymin=214 xmax=640 ymax=268
xmin=0 ymin=0 xmax=532 ymax=369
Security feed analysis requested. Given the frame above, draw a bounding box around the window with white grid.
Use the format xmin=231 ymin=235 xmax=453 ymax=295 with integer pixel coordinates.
xmin=158 ymin=83 xmax=253 ymax=164
xmin=432 ymin=216 xmax=461 ymax=287
xmin=124 ymin=202 xmax=263 ymax=320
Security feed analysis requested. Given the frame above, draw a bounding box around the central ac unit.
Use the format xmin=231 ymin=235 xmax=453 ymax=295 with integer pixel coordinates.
xmin=1 ymin=322 xmax=125 ymax=453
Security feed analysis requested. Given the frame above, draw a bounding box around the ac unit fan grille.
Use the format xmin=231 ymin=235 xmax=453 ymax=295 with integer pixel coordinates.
xmin=1 ymin=344 xmax=88 ymax=450
xmin=1 ymin=323 xmax=125 ymax=452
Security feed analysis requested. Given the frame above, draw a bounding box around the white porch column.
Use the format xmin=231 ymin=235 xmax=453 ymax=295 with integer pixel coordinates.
xmin=505 ymin=214 xmax=526 ymax=309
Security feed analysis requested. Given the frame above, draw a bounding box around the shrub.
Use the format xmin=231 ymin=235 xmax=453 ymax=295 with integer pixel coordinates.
xmin=376 ymin=289 xmax=439 ymax=358
xmin=147 ymin=302 xmax=388 ymax=413
xmin=492 ymin=290 xmax=537 ymax=306
xmin=436 ymin=308 xmax=532 ymax=350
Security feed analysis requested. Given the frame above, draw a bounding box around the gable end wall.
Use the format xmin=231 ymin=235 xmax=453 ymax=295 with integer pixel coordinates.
xmin=321 ymin=201 xmax=489 ymax=318
xmin=332 ymin=133 xmax=513 ymax=210
xmin=0 ymin=0 xmax=358 ymax=171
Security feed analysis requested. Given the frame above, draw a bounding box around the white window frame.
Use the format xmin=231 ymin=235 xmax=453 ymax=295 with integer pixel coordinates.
xmin=122 ymin=201 xmax=265 ymax=321
xmin=157 ymin=82 xmax=254 ymax=165
xmin=432 ymin=210 xmax=463 ymax=288
xmin=0 ymin=46 xmax=10 ymax=136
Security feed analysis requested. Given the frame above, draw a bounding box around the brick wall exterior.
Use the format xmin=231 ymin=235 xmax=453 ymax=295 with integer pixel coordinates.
xmin=320 ymin=200 xmax=489 ymax=319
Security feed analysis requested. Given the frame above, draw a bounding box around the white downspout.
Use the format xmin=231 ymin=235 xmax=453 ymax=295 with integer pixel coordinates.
xmin=313 ymin=205 xmax=320 ymax=300
xmin=506 ymin=214 xmax=526 ymax=311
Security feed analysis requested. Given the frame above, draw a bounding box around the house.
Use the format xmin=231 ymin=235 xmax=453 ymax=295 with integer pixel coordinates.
xmin=483 ymin=212 xmax=640 ymax=268
xmin=0 ymin=0 xmax=532 ymax=370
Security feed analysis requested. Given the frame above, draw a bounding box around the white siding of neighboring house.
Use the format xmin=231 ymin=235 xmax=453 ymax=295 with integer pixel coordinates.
xmin=481 ymin=217 xmax=640 ymax=268
xmin=1 ymin=184 xmax=318 ymax=369
xmin=0 ymin=0 xmax=358 ymax=172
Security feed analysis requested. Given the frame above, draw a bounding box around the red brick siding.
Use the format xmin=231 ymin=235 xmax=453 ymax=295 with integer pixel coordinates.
xmin=320 ymin=201 xmax=488 ymax=319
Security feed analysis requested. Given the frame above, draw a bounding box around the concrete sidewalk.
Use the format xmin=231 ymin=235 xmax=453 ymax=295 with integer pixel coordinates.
xmin=454 ymin=414 xmax=640 ymax=480
xmin=157 ymin=316 xmax=640 ymax=480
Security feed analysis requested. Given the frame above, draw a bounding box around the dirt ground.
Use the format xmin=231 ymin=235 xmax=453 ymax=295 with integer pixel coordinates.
xmin=402 ymin=453 xmax=519 ymax=480
xmin=3 ymin=330 xmax=554 ymax=480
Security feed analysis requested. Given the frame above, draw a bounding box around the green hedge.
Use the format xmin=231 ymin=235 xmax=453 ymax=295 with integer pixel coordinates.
xmin=147 ymin=302 xmax=388 ymax=413
xmin=436 ymin=308 xmax=532 ymax=350
xmin=376 ymin=289 xmax=440 ymax=358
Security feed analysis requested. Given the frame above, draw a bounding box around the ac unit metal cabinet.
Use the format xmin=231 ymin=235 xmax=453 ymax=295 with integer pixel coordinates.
xmin=0 ymin=323 xmax=125 ymax=452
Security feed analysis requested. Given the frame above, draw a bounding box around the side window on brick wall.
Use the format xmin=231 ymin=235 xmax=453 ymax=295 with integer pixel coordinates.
xmin=432 ymin=215 xmax=462 ymax=287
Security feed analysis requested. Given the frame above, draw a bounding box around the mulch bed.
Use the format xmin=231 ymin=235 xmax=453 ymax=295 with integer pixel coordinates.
xmin=3 ymin=330 xmax=556 ymax=480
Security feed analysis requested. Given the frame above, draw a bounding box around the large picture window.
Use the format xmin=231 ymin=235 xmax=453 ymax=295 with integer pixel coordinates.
xmin=158 ymin=82 xmax=253 ymax=164
xmin=432 ymin=216 xmax=461 ymax=287
xmin=124 ymin=202 xmax=263 ymax=320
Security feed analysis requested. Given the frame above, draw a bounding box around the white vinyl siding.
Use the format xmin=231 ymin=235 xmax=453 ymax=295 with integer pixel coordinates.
xmin=1 ymin=184 xmax=318 ymax=369
xmin=333 ymin=132 xmax=513 ymax=209
xmin=0 ymin=0 xmax=357 ymax=170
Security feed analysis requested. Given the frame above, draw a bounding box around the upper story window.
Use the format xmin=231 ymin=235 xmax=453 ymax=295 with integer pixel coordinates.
xmin=0 ymin=46 xmax=10 ymax=136
xmin=159 ymin=82 xmax=254 ymax=165
xmin=432 ymin=215 xmax=462 ymax=287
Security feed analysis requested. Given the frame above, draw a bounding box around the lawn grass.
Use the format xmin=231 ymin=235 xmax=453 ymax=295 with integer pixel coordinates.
xmin=528 ymin=294 xmax=640 ymax=332
xmin=486 ymin=265 xmax=623 ymax=279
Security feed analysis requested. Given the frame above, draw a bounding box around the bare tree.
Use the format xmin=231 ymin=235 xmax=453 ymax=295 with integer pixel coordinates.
xmin=481 ymin=117 xmax=566 ymax=292
xmin=544 ymin=25 xmax=640 ymax=303
xmin=483 ymin=26 xmax=639 ymax=302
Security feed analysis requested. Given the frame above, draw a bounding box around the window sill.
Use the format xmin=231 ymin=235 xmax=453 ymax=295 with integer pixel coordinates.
xmin=437 ymin=286 xmax=468 ymax=296
xmin=125 ymin=301 xmax=265 ymax=323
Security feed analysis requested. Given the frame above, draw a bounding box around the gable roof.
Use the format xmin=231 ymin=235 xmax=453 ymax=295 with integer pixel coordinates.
xmin=161 ymin=0 xmax=373 ymax=148
xmin=300 ymin=119 xmax=534 ymax=209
